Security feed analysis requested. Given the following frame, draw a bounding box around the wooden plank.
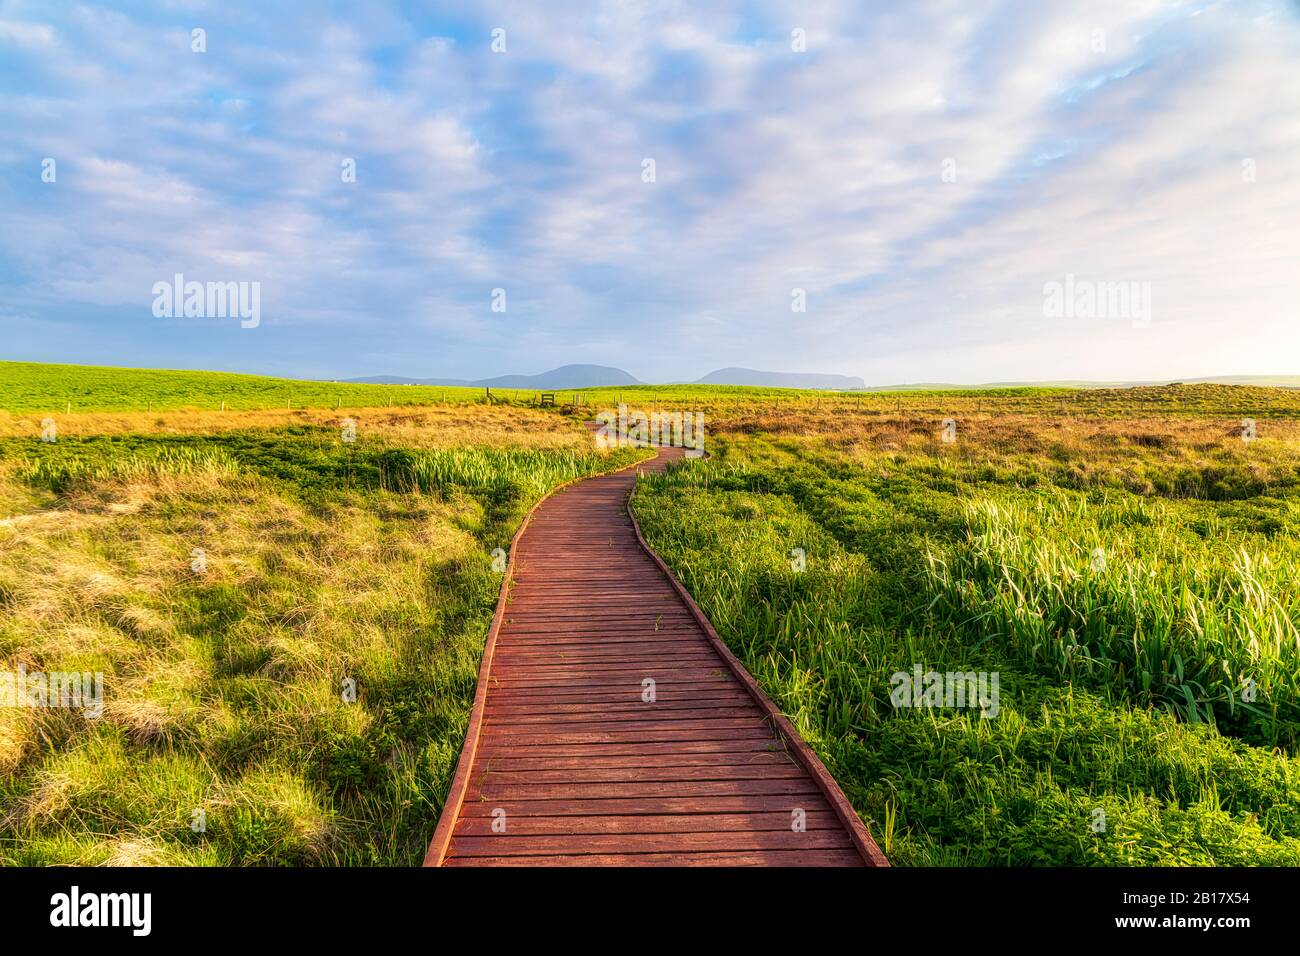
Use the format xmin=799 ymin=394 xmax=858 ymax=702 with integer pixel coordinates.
xmin=485 ymin=706 xmax=764 ymax=726
xmin=448 ymin=830 xmax=854 ymax=857
xmin=469 ymin=779 xmax=822 ymax=802
xmin=498 ymin=626 xmax=706 ymax=640
xmin=482 ymin=716 xmax=770 ymax=734
xmin=493 ymin=643 xmax=712 ymax=660
xmin=477 ymin=727 xmax=776 ymax=746
xmin=452 ymin=810 xmax=837 ymax=836
xmin=498 ymin=629 xmax=706 ymax=642
xmin=484 ymin=675 xmax=736 ymax=691
xmin=487 ymin=674 xmax=735 ymax=689
xmin=491 ymin=655 xmax=719 ymax=669
xmin=494 ymin=645 xmax=713 ymax=657
xmin=472 ymin=764 xmax=807 ymax=784
xmin=474 ymin=739 xmax=788 ymax=759
xmin=490 ymin=665 xmax=724 ymax=678
xmin=474 ymin=751 xmax=797 ymax=772
xmin=484 ymin=693 xmax=755 ymax=715
xmin=455 ymin=794 xmax=834 ymax=817
xmin=501 ymin=615 xmax=700 ymax=628
xmin=476 ymin=686 xmax=752 ymax=704
xmin=482 ymin=689 xmax=753 ymax=707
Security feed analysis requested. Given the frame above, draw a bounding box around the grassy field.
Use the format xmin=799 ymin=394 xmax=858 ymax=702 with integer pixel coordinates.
xmin=631 ymin=409 xmax=1300 ymax=864
xmin=0 ymin=396 xmax=649 ymax=864
xmin=8 ymin=360 xmax=1300 ymax=421
xmin=0 ymin=361 xmax=493 ymax=413
xmin=3 ymin=361 xmax=1300 ymax=866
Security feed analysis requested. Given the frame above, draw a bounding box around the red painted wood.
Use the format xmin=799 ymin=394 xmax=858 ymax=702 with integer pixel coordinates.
xmin=425 ymin=439 xmax=888 ymax=867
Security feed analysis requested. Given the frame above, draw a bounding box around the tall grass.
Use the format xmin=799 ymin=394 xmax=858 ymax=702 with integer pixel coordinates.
xmin=375 ymin=447 xmax=613 ymax=500
xmin=17 ymin=447 xmax=240 ymax=493
xmin=923 ymin=493 xmax=1300 ymax=744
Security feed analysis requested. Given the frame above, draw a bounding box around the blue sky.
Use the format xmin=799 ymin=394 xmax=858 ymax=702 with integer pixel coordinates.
xmin=1 ymin=0 xmax=1298 ymax=384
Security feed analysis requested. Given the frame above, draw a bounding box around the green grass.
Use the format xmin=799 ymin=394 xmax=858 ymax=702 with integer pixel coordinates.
xmin=0 ymin=361 xmax=489 ymax=413
xmin=630 ymin=423 xmax=1300 ymax=865
xmin=923 ymin=492 xmax=1300 ymax=744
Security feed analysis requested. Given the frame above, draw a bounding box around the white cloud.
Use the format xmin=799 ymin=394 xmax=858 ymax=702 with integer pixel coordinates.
xmin=0 ymin=17 xmax=55 ymax=48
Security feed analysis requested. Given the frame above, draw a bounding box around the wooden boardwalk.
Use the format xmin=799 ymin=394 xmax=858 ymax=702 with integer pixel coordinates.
xmin=425 ymin=442 xmax=887 ymax=867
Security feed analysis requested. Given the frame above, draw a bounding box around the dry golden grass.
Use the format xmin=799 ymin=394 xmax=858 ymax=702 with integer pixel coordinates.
xmin=719 ymin=407 xmax=1300 ymax=444
xmin=0 ymin=460 xmax=473 ymax=858
xmin=714 ymin=410 xmax=1300 ymax=495
xmin=0 ymin=403 xmax=590 ymax=449
xmin=0 ymin=706 xmax=27 ymax=775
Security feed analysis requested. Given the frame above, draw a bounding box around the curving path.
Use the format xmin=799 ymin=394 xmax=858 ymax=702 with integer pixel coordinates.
xmin=424 ymin=441 xmax=888 ymax=867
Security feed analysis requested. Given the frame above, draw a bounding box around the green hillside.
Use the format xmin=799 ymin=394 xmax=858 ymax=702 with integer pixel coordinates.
xmin=0 ymin=362 xmax=483 ymax=413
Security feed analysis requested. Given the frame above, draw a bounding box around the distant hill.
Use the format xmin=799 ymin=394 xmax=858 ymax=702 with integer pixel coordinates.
xmin=346 ymin=374 xmax=473 ymax=386
xmin=348 ymin=365 xmax=867 ymax=390
xmin=345 ymin=365 xmax=643 ymax=389
xmin=1178 ymin=375 xmax=1300 ymax=388
xmin=344 ymin=366 xmax=1300 ymax=393
xmin=477 ymin=365 xmax=643 ymax=389
xmin=692 ymin=368 xmax=867 ymax=389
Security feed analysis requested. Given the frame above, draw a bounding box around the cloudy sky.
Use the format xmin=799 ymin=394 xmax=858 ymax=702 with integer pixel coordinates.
xmin=2 ymin=0 xmax=1298 ymax=384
